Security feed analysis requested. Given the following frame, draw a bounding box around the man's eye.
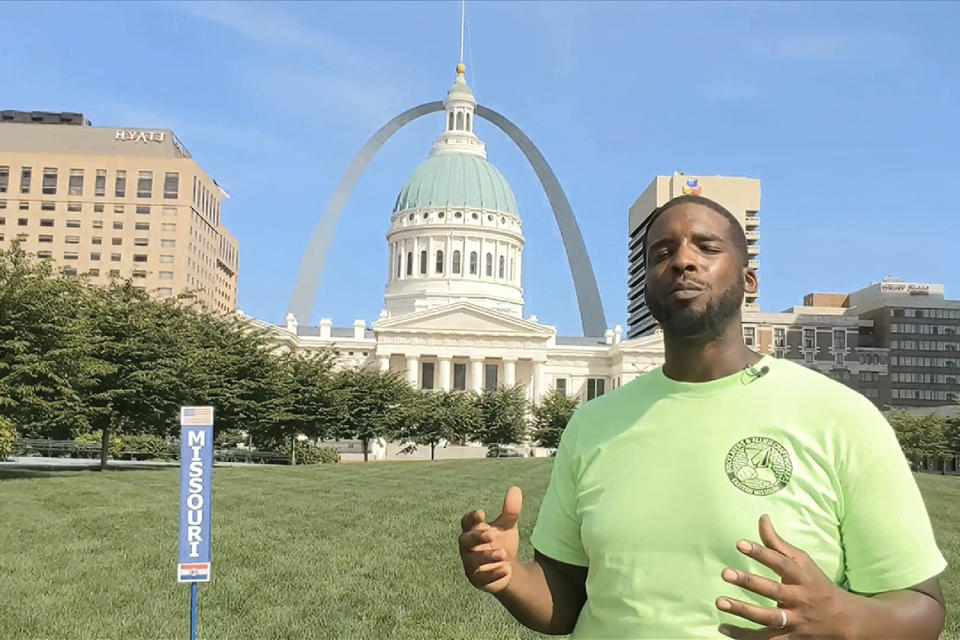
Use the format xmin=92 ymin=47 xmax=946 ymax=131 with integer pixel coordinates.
xmin=700 ymin=245 xmax=722 ymax=253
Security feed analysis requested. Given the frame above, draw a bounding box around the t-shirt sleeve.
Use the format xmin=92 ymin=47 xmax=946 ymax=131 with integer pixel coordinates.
xmin=837 ymin=397 xmax=947 ymax=594
xmin=529 ymin=412 xmax=589 ymax=567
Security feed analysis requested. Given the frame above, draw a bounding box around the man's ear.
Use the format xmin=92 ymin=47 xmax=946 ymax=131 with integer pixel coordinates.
xmin=744 ymin=269 xmax=758 ymax=295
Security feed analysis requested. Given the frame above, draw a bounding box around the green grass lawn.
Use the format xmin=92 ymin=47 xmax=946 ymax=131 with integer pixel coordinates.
xmin=0 ymin=461 xmax=957 ymax=639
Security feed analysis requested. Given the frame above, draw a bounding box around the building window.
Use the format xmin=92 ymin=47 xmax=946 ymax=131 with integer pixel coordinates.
xmin=774 ymin=328 xmax=785 ymax=348
xmin=136 ymin=206 xmax=150 ymax=215
xmin=161 ymin=223 xmax=176 ymax=232
xmin=65 ymin=236 xmax=80 ymax=244
xmin=112 ymin=238 xmax=122 ymax=246
xmin=163 ymin=172 xmax=179 ymax=199
xmin=109 ymin=269 xmax=120 ymax=276
xmin=803 ymin=328 xmax=815 ymax=349
xmin=92 ymin=220 xmax=103 ymax=229
xmin=420 ymin=250 xmax=427 ymax=275
xmin=157 ymin=287 xmax=173 ymax=297
xmin=40 ymin=219 xmax=54 ymax=227
xmin=18 ymin=202 xmax=29 ymax=211
xmin=448 ymin=112 xmax=454 ymax=131
xmin=42 ymin=168 xmax=58 ymax=195
xmin=804 ymin=352 xmax=814 ymax=364
xmin=436 ymin=250 xmax=444 ymax=274
xmin=0 ymin=166 xmax=7 ymax=193
xmin=453 ymin=363 xmax=466 ymax=391
xmin=113 ymin=221 xmax=123 ymax=230
xmin=555 ymin=378 xmax=567 ymax=396
xmin=587 ymin=378 xmax=606 ymax=401
xmin=161 ymin=239 xmax=175 ymax=248
xmin=92 ymin=237 xmax=102 ymax=246
xmin=456 ymin=111 xmax=464 ymax=130
xmin=94 ymin=169 xmax=106 ymax=196
xmin=94 ymin=203 xmax=104 ymax=213
xmin=469 ymin=251 xmax=478 ymax=275
xmin=115 ymin=170 xmax=126 ymax=197
xmin=833 ymin=329 xmax=846 ymax=351
xmin=452 ymin=250 xmax=461 ymax=274
xmin=67 ymin=203 xmax=81 ymax=213
xmin=134 ymin=238 xmax=149 ymax=246
xmin=743 ymin=327 xmax=756 ymax=347
xmin=404 ymin=251 xmax=414 ymax=276
xmin=484 ymin=364 xmax=498 ymax=391
xmin=38 ymin=234 xmax=53 ymax=243
xmin=90 ymin=252 xmax=101 ymax=261
xmin=137 ymin=171 xmax=152 ymax=198
xmin=135 ymin=222 xmax=150 ymax=231
xmin=485 ymin=253 xmax=493 ymax=277
xmin=421 ymin=362 xmax=435 ymax=390
xmin=499 ymin=255 xmax=505 ymax=279
xmin=20 ymin=167 xmax=31 ymax=194
xmin=36 ymin=250 xmax=52 ymax=259
xmin=18 ymin=218 xmax=28 ymax=226
xmin=162 ymin=207 xmax=177 ymax=216
xmin=69 ymin=169 xmax=84 ymax=196
xmin=63 ymin=252 xmax=78 ymax=260
xmin=133 ymin=254 xmax=147 ymax=263
xmin=159 ymin=271 xmax=173 ymax=280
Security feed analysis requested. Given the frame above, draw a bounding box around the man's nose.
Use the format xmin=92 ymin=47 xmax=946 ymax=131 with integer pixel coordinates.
xmin=669 ymin=242 xmax=699 ymax=273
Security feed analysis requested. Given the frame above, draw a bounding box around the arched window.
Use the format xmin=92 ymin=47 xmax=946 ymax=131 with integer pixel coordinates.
xmin=499 ymin=255 xmax=505 ymax=278
xmin=420 ymin=250 xmax=428 ymax=275
xmin=469 ymin=251 xmax=478 ymax=275
xmin=448 ymin=112 xmax=454 ymax=131
xmin=485 ymin=253 xmax=493 ymax=277
xmin=453 ymin=250 xmax=461 ymax=274
xmin=436 ymin=250 xmax=444 ymax=274
xmin=465 ymin=112 xmax=471 ymax=131
xmin=406 ymin=252 xmax=413 ymax=276
xmin=456 ymin=111 xmax=464 ymax=131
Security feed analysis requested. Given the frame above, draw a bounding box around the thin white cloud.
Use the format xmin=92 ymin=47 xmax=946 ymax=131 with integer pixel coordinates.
xmin=752 ymin=30 xmax=910 ymax=61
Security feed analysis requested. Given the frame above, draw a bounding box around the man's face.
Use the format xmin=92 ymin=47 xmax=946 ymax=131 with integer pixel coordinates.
xmin=644 ymin=203 xmax=757 ymax=339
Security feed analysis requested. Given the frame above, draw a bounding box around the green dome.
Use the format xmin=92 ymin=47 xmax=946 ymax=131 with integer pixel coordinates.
xmin=393 ymin=152 xmax=518 ymax=215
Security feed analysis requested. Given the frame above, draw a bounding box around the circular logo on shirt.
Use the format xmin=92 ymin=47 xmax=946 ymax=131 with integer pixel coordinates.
xmin=725 ymin=436 xmax=793 ymax=496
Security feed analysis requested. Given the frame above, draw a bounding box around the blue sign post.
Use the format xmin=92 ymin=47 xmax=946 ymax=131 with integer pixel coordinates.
xmin=178 ymin=406 xmax=213 ymax=640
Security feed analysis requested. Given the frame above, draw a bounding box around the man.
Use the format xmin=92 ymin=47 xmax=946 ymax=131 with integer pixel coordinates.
xmin=458 ymin=195 xmax=947 ymax=638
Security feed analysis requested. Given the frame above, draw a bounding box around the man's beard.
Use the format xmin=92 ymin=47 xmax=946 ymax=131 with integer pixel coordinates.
xmin=647 ymin=279 xmax=744 ymax=339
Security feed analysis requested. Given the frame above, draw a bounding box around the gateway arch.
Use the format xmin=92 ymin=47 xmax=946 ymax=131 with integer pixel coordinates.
xmin=287 ymin=101 xmax=608 ymax=337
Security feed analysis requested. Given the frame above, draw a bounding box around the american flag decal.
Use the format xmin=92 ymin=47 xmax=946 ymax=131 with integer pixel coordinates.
xmin=181 ymin=406 xmax=214 ymax=426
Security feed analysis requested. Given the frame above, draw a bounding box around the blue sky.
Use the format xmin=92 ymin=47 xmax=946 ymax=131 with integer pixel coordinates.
xmin=3 ymin=2 xmax=958 ymax=335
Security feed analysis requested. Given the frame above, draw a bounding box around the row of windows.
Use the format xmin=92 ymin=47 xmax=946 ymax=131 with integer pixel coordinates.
xmin=891 ymin=389 xmax=957 ymax=401
xmin=890 ymin=340 xmax=958 ymax=351
xmin=2 ymin=217 xmax=175 ymax=231
xmin=890 ymin=323 xmax=958 ymax=335
xmin=893 ymin=308 xmax=960 ymax=319
xmin=0 ymin=166 xmax=179 ymax=200
xmin=398 ymin=249 xmax=514 ymax=280
xmin=891 ymin=356 xmax=958 ymax=367
xmin=891 ymin=373 xmax=959 ymax=384
xmin=8 ymin=233 xmax=176 ymax=249
xmin=859 ymin=371 xmax=882 ymax=382
xmin=1 ymin=201 xmax=178 ymax=217
xmin=35 ymin=249 xmax=174 ymax=268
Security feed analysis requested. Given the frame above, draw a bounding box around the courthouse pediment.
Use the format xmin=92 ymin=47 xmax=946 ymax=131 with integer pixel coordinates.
xmin=373 ymin=302 xmax=554 ymax=338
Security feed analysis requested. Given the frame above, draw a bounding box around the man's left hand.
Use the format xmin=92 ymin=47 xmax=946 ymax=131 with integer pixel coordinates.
xmin=715 ymin=514 xmax=856 ymax=639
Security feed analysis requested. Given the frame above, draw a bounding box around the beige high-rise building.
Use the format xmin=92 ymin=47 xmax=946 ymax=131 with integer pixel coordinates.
xmin=0 ymin=110 xmax=238 ymax=313
xmin=626 ymin=172 xmax=761 ymax=339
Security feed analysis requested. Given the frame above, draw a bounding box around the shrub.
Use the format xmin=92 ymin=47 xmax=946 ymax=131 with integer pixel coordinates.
xmin=284 ymin=441 xmax=338 ymax=465
xmin=0 ymin=417 xmax=19 ymax=461
xmin=74 ymin=431 xmax=124 ymax=459
xmin=117 ymin=434 xmax=176 ymax=460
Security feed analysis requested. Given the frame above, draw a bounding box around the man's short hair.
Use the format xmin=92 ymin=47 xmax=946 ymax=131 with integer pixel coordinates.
xmin=642 ymin=194 xmax=749 ymax=268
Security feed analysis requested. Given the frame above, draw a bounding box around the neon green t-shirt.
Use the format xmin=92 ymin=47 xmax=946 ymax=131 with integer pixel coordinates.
xmin=530 ymin=355 xmax=947 ymax=639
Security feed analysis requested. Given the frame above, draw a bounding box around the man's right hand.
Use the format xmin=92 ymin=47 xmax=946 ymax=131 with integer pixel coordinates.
xmin=458 ymin=486 xmax=523 ymax=594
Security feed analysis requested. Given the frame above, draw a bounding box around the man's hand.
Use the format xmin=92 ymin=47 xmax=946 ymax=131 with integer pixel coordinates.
xmin=458 ymin=486 xmax=523 ymax=594
xmin=715 ymin=514 xmax=857 ymax=639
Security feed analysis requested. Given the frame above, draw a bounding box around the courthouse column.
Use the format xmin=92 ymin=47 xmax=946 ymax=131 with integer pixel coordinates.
xmin=503 ymin=358 xmax=517 ymax=387
xmin=470 ymin=357 xmax=484 ymax=393
xmin=438 ymin=357 xmax=452 ymax=392
xmin=406 ymin=355 xmax=419 ymax=389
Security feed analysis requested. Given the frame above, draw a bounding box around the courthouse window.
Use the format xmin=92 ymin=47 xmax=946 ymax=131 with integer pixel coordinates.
xmin=452 ymin=250 xmax=461 ymax=274
xmin=453 ymin=363 xmax=466 ymax=391
xmin=485 ymin=253 xmax=493 ymax=277
xmin=469 ymin=251 xmax=478 ymax=275
xmin=587 ymin=378 xmax=606 ymax=401
xmin=484 ymin=364 xmax=498 ymax=391
xmin=421 ymin=362 xmax=435 ymax=390
xmin=555 ymin=378 xmax=567 ymax=396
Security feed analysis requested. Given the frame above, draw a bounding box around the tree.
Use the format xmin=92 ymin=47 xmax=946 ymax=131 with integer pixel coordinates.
xmin=331 ymin=368 xmax=410 ymax=461
xmin=531 ymin=390 xmax=580 ymax=448
xmin=474 ymin=385 xmax=529 ymax=447
xmin=400 ymin=390 xmax=481 ymax=460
